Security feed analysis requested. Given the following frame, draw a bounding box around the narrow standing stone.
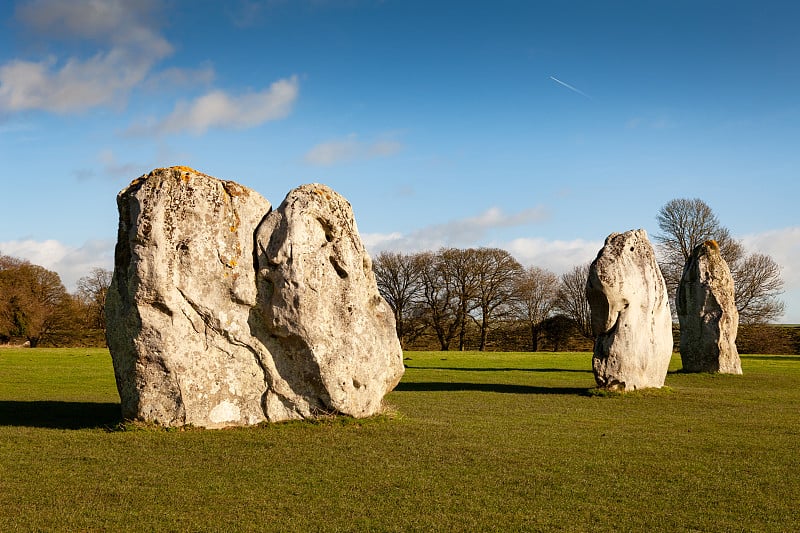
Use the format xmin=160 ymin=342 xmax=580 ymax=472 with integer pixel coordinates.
xmin=677 ymin=240 xmax=742 ymax=374
xmin=586 ymin=229 xmax=673 ymax=390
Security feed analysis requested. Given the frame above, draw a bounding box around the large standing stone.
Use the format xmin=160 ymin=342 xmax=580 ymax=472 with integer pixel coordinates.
xmin=586 ymin=229 xmax=673 ymax=390
xmin=106 ymin=166 xmax=273 ymax=427
xmin=676 ymin=240 xmax=742 ymax=374
xmin=254 ymin=184 xmax=404 ymax=418
xmin=106 ymin=168 xmax=404 ymax=427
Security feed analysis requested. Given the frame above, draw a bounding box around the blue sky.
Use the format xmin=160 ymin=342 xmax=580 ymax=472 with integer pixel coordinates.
xmin=1 ymin=0 xmax=798 ymax=321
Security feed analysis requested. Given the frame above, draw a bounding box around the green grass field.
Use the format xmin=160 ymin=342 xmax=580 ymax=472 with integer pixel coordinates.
xmin=1 ymin=348 xmax=798 ymax=531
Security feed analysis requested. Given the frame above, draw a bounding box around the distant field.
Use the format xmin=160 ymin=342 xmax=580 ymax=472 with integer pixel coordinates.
xmin=1 ymin=348 xmax=798 ymax=531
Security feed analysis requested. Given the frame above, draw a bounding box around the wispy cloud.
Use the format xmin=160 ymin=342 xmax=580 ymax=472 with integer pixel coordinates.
xmin=361 ymin=206 xmax=550 ymax=253
xmin=97 ymin=149 xmax=143 ymax=178
xmin=505 ymin=237 xmax=601 ymax=274
xmin=549 ymin=76 xmax=591 ymax=99
xmin=0 ymin=0 xmax=213 ymax=114
xmin=226 ymin=0 xmax=270 ymax=28
xmin=304 ymin=134 xmax=402 ymax=166
xmin=0 ymin=120 xmax=37 ymax=135
xmin=73 ymin=148 xmax=145 ymax=181
xmin=144 ymin=65 xmax=216 ymax=90
xmin=15 ymin=0 xmax=164 ymax=42
xmin=0 ymin=239 xmax=114 ymax=292
xmin=0 ymin=0 xmax=171 ymax=113
xmin=139 ymin=76 xmax=300 ymax=135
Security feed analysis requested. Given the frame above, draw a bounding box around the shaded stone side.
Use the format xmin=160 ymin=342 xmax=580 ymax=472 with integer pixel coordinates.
xmin=586 ymin=229 xmax=673 ymax=390
xmin=677 ymin=240 xmax=742 ymax=374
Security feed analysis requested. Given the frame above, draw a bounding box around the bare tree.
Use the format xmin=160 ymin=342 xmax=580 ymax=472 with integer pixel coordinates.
xmin=655 ymin=198 xmax=784 ymax=324
xmin=733 ymin=253 xmax=784 ymax=324
xmin=417 ymin=251 xmax=460 ymax=351
xmin=656 ymin=198 xmax=741 ymax=264
xmin=509 ymin=266 xmax=559 ymax=351
xmin=438 ymin=248 xmax=481 ymax=351
xmin=555 ymin=263 xmax=593 ymax=339
xmin=655 ymin=199 xmax=743 ymax=294
xmin=472 ymin=248 xmax=523 ymax=351
xmin=76 ymin=267 xmax=113 ymax=331
xmin=373 ymin=251 xmax=425 ymax=348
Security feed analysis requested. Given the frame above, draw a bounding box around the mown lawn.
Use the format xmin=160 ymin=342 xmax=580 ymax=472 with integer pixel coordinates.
xmin=0 ymin=348 xmax=798 ymax=531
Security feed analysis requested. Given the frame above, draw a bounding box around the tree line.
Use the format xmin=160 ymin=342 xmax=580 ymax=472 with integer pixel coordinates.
xmin=373 ymin=198 xmax=787 ymax=351
xmin=0 ymin=255 xmax=110 ymax=347
xmin=0 ymin=198 xmax=789 ymax=352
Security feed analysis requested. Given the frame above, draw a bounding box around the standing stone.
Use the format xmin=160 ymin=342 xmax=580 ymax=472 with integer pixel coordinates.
xmin=677 ymin=240 xmax=742 ymax=374
xmin=106 ymin=168 xmax=404 ymax=427
xmin=106 ymin=166 xmax=273 ymax=427
xmin=586 ymin=229 xmax=673 ymax=390
xmin=254 ymin=184 xmax=404 ymax=419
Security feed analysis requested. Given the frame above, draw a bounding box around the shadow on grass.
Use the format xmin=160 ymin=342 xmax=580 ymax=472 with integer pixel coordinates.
xmin=405 ymin=366 xmax=592 ymax=374
xmin=0 ymin=401 xmax=121 ymax=429
xmin=395 ymin=382 xmax=591 ymax=395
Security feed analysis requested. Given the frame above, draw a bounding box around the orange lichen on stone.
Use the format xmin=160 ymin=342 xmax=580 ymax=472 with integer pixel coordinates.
xmin=704 ymin=240 xmax=719 ymax=250
xmin=219 ymin=255 xmax=237 ymax=269
xmin=312 ymin=188 xmax=332 ymax=201
xmin=171 ymin=165 xmax=198 ymax=174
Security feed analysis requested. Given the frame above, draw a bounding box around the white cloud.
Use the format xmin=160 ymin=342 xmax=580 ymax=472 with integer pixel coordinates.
xmin=0 ymin=52 xmax=160 ymax=113
xmin=15 ymin=0 xmax=164 ymax=42
xmin=740 ymin=226 xmax=800 ymax=323
xmin=155 ymin=76 xmax=300 ymax=134
xmin=361 ymin=232 xmax=404 ymax=249
xmin=0 ymin=239 xmax=114 ymax=292
xmin=505 ymin=237 xmax=601 ymax=274
xmin=0 ymin=0 xmax=171 ymax=113
xmin=740 ymin=227 xmax=800 ymax=287
xmin=1 ymin=1 xmax=213 ymax=115
xmin=361 ymin=206 xmax=551 ymax=253
xmin=304 ymin=134 xmax=402 ymax=166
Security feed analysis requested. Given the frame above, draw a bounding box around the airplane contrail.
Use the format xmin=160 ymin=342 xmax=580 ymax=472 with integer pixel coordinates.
xmin=549 ymin=76 xmax=591 ymax=99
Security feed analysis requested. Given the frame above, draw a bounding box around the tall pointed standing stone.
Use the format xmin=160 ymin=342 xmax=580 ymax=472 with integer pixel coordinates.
xmin=677 ymin=240 xmax=742 ymax=374
xmin=586 ymin=229 xmax=673 ymax=390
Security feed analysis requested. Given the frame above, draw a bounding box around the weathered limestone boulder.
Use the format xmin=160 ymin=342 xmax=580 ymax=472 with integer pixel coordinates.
xmin=677 ymin=240 xmax=742 ymax=374
xmin=586 ymin=229 xmax=673 ymax=390
xmin=106 ymin=167 xmax=272 ymax=427
xmin=106 ymin=167 xmax=404 ymax=427
xmin=254 ymin=184 xmax=404 ymax=418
